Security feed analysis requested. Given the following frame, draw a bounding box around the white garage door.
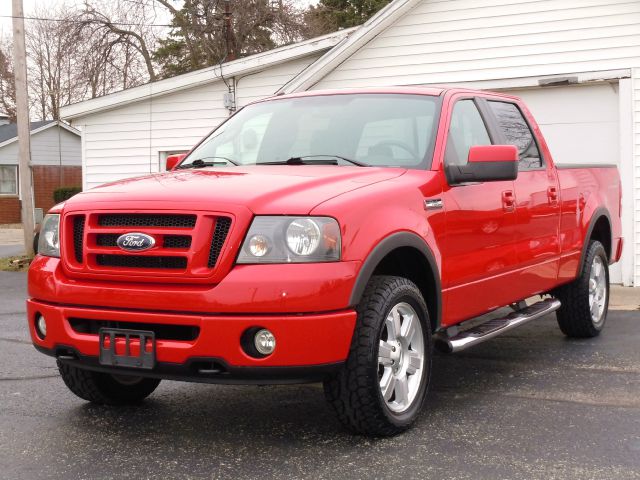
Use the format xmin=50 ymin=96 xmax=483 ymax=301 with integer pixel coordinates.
xmin=506 ymin=83 xmax=625 ymax=284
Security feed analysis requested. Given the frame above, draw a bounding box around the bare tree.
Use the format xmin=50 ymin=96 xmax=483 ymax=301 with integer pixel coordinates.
xmin=78 ymin=0 xmax=161 ymax=82
xmin=0 ymin=35 xmax=17 ymax=121
xmin=25 ymin=6 xmax=84 ymax=120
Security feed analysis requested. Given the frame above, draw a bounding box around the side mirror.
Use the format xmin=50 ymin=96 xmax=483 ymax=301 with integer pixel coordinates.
xmin=166 ymin=153 xmax=187 ymax=171
xmin=447 ymin=145 xmax=518 ymax=184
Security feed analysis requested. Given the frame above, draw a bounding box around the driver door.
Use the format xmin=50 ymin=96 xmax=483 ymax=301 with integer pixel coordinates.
xmin=440 ymin=97 xmax=519 ymax=325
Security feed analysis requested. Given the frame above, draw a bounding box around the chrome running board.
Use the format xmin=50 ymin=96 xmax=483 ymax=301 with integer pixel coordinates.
xmin=434 ymin=298 xmax=561 ymax=353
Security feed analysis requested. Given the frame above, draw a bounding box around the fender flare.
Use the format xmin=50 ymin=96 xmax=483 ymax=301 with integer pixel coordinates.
xmin=349 ymin=232 xmax=442 ymax=330
xmin=579 ymin=207 xmax=612 ymax=271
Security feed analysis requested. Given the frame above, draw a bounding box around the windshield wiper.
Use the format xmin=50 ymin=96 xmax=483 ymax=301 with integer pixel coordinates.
xmin=258 ymin=155 xmax=368 ymax=167
xmin=177 ymin=156 xmax=238 ymax=169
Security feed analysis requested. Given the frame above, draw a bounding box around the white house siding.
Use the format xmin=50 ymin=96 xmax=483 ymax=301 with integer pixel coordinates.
xmin=311 ymin=0 xmax=640 ymax=285
xmin=0 ymin=127 xmax=80 ymax=166
xmin=633 ymin=67 xmax=640 ymax=286
xmin=235 ymin=55 xmax=322 ymax=108
xmin=313 ymin=0 xmax=640 ymax=88
xmin=73 ymin=54 xmax=322 ymax=190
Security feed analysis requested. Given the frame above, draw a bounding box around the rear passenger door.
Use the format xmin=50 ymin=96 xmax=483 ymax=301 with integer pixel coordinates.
xmin=485 ymin=99 xmax=561 ymax=294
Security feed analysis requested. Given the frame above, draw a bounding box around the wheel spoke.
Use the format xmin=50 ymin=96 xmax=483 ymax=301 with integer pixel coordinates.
xmin=406 ymin=350 xmax=422 ymax=375
xmin=400 ymin=312 xmax=416 ymax=343
xmin=593 ymin=259 xmax=602 ymax=278
xmin=378 ymin=341 xmax=394 ymax=367
xmin=380 ymin=369 xmax=396 ymax=401
xmin=386 ymin=308 xmax=401 ymax=340
xmin=591 ymin=298 xmax=599 ymax=319
xmin=394 ymin=376 xmax=409 ymax=406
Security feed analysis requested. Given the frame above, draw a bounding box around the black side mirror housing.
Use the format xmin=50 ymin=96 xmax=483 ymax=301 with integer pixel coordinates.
xmin=447 ymin=145 xmax=519 ymax=184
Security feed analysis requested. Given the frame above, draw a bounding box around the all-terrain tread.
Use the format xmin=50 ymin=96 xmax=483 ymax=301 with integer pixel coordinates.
xmin=324 ymin=275 xmax=431 ymax=436
xmin=57 ymin=361 xmax=160 ymax=405
xmin=554 ymin=240 xmax=609 ymax=338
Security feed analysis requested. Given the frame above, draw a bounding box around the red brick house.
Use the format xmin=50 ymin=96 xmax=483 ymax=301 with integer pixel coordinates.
xmin=0 ymin=116 xmax=81 ymax=224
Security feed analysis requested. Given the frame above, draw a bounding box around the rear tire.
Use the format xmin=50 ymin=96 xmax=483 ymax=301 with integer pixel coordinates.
xmin=323 ymin=275 xmax=432 ymax=436
xmin=554 ymin=240 xmax=609 ymax=338
xmin=57 ymin=361 xmax=161 ymax=405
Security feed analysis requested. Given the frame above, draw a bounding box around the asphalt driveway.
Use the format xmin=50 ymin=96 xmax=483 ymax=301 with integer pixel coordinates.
xmin=1 ymin=271 xmax=639 ymax=479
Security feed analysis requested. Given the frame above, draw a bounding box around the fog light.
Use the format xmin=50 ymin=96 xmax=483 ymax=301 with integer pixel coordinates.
xmin=35 ymin=314 xmax=47 ymax=339
xmin=254 ymin=329 xmax=276 ymax=355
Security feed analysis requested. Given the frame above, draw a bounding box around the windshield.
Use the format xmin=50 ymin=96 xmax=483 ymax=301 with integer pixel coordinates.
xmin=179 ymin=94 xmax=441 ymax=169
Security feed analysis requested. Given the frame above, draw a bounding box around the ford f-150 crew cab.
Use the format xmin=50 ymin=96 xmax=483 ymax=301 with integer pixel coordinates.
xmin=28 ymin=87 xmax=622 ymax=436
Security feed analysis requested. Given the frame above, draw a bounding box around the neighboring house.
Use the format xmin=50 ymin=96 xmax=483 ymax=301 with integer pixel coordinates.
xmin=60 ymin=0 xmax=640 ymax=286
xmin=0 ymin=116 xmax=82 ymax=224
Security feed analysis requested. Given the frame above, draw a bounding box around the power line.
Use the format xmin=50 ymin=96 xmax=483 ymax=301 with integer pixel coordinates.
xmin=0 ymin=14 xmax=174 ymax=27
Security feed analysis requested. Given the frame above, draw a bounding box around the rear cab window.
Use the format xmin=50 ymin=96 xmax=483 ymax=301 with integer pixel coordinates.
xmin=487 ymin=101 xmax=543 ymax=171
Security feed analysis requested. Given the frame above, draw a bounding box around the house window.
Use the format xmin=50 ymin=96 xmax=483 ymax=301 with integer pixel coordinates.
xmin=0 ymin=165 xmax=18 ymax=195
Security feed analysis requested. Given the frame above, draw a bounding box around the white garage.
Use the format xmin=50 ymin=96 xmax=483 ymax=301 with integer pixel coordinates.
xmin=507 ymin=82 xmax=632 ymax=284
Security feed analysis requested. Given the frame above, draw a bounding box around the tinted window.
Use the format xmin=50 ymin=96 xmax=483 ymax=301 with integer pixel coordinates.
xmin=488 ymin=101 xmax=542 ymax=170
xmin=445 ymin=99 xmax=492 ymax=166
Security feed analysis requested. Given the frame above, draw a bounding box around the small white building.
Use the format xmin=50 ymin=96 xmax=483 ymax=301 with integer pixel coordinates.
xmin=61 ymin=0 xmax=640 ymax=286
xmin=0 ymin=118 xmax=81 ymax=224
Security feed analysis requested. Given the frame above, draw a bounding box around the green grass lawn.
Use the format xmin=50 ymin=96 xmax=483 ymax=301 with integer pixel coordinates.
xmin=0 ymin=256 xmax=31 ymax=272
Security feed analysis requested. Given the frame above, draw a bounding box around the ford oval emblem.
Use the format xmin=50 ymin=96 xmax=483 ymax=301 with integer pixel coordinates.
xmin=116 ymin=233 xmax=156 ymax=252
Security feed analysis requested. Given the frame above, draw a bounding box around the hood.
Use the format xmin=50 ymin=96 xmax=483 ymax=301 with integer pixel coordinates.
xmin=68 ymin=165 xmax=406 ymax=214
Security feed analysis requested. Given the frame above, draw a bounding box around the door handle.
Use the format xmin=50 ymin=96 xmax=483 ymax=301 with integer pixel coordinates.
xmin=547 ymin=186 xmax=558 ymax=204
xmin=502 ymin=190 xmax=515 ymax=212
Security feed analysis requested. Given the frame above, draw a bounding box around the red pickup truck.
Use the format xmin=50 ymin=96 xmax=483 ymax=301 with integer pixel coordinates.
xmin=28 ymin=87 xmax=622 ymax=436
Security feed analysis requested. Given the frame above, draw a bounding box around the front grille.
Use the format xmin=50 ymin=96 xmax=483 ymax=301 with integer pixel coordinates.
xmin=96 ymin=254 xmax=187 ymax=269
xmin=64 ymin=210 xmax=234 ymax=281
xmin=96 ymin=233 xmax=120 ymax=247
xmin=98 ymin=214 xmax=196 ymax=228
xmin=73 ymin=216 xmax=85 ymax=263
xmin=163 ymin=235 xmax=192 ymax=249
xmin=68 ymin=318 xmax=199 ymax=341
xmin=208 ymin=217 xmax=232 ymax=267
xmin=96 ymin=233 xmax=192 ymax=249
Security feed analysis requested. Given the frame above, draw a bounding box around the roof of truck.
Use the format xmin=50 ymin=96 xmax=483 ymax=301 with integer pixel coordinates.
xmin=254 ymin=86 xmax=522 ymax=105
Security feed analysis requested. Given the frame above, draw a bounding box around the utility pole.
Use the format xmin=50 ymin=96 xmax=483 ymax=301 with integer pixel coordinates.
xmin=223 ymin=0 xmax=236 ymax=62
xmin=12 ymin=0 xmax=35 ymax=257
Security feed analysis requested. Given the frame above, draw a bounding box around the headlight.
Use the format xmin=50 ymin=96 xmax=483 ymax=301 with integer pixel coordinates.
xmin=37 ymin=214 xmax=60 ymax=258
xmin=237 ymin=216 xmax=341 ymax=263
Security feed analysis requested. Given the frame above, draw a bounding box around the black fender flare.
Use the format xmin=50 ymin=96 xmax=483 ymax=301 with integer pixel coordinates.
xmin=349 ymin=232 xmax=442 ymax=330
xmin=579 ymin=207 xmax=612 ymax=271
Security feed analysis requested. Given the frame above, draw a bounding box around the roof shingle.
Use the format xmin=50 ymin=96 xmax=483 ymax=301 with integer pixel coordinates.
xmin=0 ymin=120 xmax=55 ymax=144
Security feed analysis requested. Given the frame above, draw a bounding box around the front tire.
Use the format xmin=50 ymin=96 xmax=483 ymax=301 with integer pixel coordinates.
xmin=324 ymin=275 xmax=432 ymax=436
xmin=58 ymin=361 xmax=161 ymax=405
xmin=554 ymin=240 xmax=609 ymax=338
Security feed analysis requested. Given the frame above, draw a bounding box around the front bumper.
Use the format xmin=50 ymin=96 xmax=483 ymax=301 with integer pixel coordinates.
xmin=27 ymin=299 xmax=356 ymax=383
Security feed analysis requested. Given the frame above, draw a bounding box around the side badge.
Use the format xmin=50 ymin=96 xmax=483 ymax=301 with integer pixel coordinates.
xmin=424 ymin=199 xmax=443 ymax=210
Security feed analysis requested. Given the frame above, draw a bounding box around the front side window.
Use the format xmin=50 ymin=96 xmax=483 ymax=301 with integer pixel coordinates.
xmin=488 ymin=101 xmax=542 ymax=170
xmin=445 ymin=99 xmax=492 ymax=166
xmin=181 ymin=94 xmax=440 ymax=170
xmin=0 ymin=165 xmax=17 ymax=195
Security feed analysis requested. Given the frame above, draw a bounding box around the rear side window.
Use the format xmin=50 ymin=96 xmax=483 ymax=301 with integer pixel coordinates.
xmin=445 ymin=99 xmax=492 ymax=166
xmin=488 ymin=101 xmax=542 ymax=170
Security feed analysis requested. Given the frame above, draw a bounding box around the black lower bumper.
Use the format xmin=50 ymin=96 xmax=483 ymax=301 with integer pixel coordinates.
xmin=35 ymin=344 xmax=343 ymax=385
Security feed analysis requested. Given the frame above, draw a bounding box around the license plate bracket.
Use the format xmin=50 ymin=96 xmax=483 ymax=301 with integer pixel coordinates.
xmin=99 ymin=328 xmax=156 ymax=370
